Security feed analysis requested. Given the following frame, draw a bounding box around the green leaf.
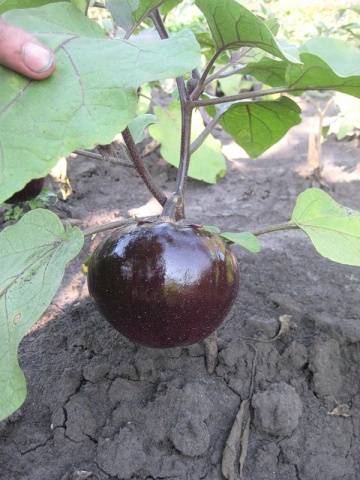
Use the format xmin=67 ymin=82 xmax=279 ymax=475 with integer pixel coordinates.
xmin=202 ymin=225 xmax=261 ymax=253
xmin=218 ymin=76 xmax=253 ymax=96
xmin=160 ymin=0 xmax=181 ymax=16
xmin=5 ymin=1 xmax=104 ymax=34
xmin=300 ymin=37 xmax=360 ymax=78
xmin=0 ymin=0 xmax=66 ymax=13
xmin=149 ymin=101 xmax=226 ymax=184
xmin=106 ymin=0 xmax=137 ymax=31
xmin=202 ymin=225 xmax=221 ymax=234
xmin=195 ymin=31 xmax=217 ymax=60
xmin=71 ymin=0 xmax=88 ymax=12
xmin=106 ymin=0 xmax=179 ymax=34
xmin=0 ymin=209 xmax=84 ymax=420
xmin=241 ymin=58 xmax=288 ymax=88
xmin=242 ymin=38 xmax=360 ymax=99
xmin=128 ymin=114 xmax=157 ymax=143
xmin=349 ymin=5 xmax=360 ymax=15
xmin=0 ymin=3 xmax=201 ymax=204
xmin=265 ymin=17 xmax=280 ymax=36
xmin=3 ymin=205 xmax=24 ymax=222
xmin=211 ymin=96 xmax=301 ymax=158
xmin=195 ymin=0 xmax=299 ymax=63
xmin=222 ymin=16 xmax=281 ymax=69
xmin=220 ymin=232 xmax=261 ymax=253
xmin=292 ymin=188 xmax=360 ymax=266
xmin=287 ymin=38 xmax=360 ymax=98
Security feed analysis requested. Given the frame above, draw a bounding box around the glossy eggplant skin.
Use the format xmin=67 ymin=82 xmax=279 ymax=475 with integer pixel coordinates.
xmin=88 ymin=221 xmax=239 ymax=348
xmin=5 ymin=178 xmax=45 ymax=204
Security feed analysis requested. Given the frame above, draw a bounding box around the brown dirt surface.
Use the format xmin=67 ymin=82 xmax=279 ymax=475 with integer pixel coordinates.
xmin=1 ymin=102 xmax=360 ymax=480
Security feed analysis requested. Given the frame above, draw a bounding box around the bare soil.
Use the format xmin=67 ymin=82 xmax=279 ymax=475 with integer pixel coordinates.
xmin=1 ymin=103 xmax=360 ymax=480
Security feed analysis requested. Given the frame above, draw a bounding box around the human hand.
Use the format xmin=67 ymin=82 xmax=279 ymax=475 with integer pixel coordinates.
xmin=0 ymin=18 xmax=55 ymax=79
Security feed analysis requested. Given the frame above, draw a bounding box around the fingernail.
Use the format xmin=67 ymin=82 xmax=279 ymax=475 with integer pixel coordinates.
xmin=22 ymin=42 xmax=54 ymax=73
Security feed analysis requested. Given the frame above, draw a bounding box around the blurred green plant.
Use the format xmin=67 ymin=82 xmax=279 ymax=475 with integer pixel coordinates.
xmin=324 ymin=93 xmax=360 ymax=140
xmin=1 ymin=188 xmax=58 ymax=223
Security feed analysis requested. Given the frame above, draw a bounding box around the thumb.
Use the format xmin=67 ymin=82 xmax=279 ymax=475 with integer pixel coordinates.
xmin=0 ymin=18 xmax=55 ymax=80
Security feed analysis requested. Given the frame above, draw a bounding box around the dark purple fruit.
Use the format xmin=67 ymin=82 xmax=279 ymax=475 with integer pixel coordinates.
xmin=5 ymin=178 xmax=45 ymax=204
xmin=88 ymin=221 xmax=239 ymax=348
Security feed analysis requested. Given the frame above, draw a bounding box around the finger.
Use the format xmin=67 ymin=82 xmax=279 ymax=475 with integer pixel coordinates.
xmin=0 ymin=19 xmax=55 ymax=80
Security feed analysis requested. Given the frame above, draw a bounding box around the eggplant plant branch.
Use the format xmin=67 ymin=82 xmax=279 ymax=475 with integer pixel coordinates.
xmin=191 ymin=86 xmax=300 ymax=108
xmin=121 ymin=7 xmax=330 ymax=221
xmin=150 ymin=9 xmax=193 ymax=221
xmin=201 ymin=48 xmax=254 ymax=90
xmin=83 ymin=217 xmax=136 ymax=237
xmin=206 ymin=64 xmax=246 ymax=84
xmin=82 ymin=216 xmax=299 ymax=239
xmin=190 ymin=48 xmax=226 ymax=101
xmin=122 ymin=127 xmax=167 ymax=206
xmin=190 ymin=108 xmax=226 ymax=154
xmin=147 ymin=10 xmax=299 ymax=218
xmin=252 ymin=223 xmax=299 ymax=236
xmin=74 ymin=149 xmax=134 ymax=169
xmin=205 ymin=47 xmax=254 ymax=85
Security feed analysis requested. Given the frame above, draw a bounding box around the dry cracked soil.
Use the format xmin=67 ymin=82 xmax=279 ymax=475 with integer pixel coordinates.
xmin=1 ymin=102 xmax=360 ymax=480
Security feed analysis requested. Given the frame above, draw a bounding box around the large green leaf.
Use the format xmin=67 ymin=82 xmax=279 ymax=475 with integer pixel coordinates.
xmin=211 ymin=97 xmax=301 ymax=158
xmin=241 ymin=38 xmax=360 ymax=99
xmin=4 ymin=1 xmax=103 ymax=34
xmin=217 ymin=16 xmax=281 ymax=71
xmin=287 ymin=38 xmax=360 ymax=98
xmin=106 ymin=0 xmax=179 ymax=34
xmin=149 ymin=101 xmax=226 ymax=184
xmin=0 ymin=3 xmax=200 ymax=204
xmin=287 ymin=63 xmax=360 ymax=98
xmin=0 ymin=0 xmax=66 ymax=13
xmin=292 ymin=188 xmax=360 ymax=266
xmin=300 ymin=37 xmax=360 ymax=78
xmin=0 ymin=209 xmax=84 ymax=420
xmin=195 ymin=0 xmax=299 ymax=63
